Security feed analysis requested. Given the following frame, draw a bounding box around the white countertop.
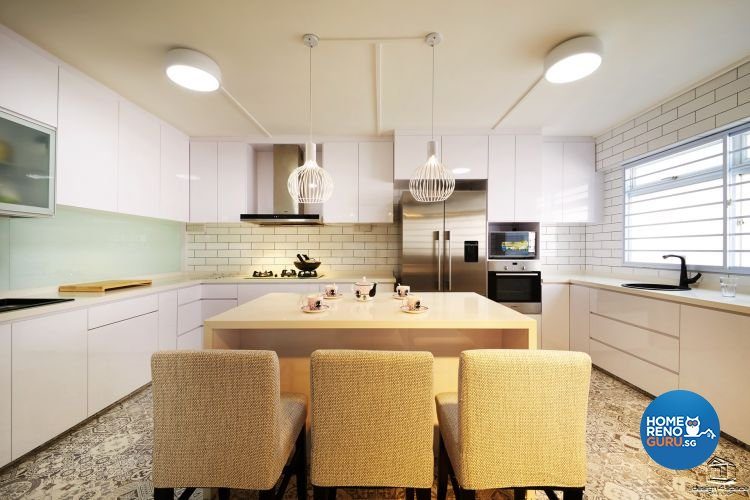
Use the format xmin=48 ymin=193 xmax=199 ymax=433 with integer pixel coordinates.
xmin=204 ymin=292 xmax=535 ymax=330
xmin=544 ymin=274 xmax=750 ymax=315
xmin=0 ymin=272 xmax=396 ymax=324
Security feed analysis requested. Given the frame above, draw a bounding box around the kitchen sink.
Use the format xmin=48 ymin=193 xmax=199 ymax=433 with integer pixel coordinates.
xmin=0 ymin=298 xmax=75 ymax=313
xmin=621 ymin=283 xmax=687 ymax=291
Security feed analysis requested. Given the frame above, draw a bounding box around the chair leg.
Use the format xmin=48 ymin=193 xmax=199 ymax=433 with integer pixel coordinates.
xmin=295 ymin=429 xmax=307 ymax=500
xmin=437 ymin=435 xmax=449 ymax=500
xmin=217 ymin=488 xmax=230 ymax=500
xmin=177 ymin=488 xmax=196 ymax=500
xmin=406 ymin=488 xmax=415 ymax=500
xmin=259 ymin=489 xmax=275 ymax=500
xmin=563 ymin=488 xmax=584 ymax=500
xmin=459 ymin=489 xmax=476 ymax=500
xmin=328 ymin=487 xmax=337 ymax=500
xmin=514 ymin=488 xmax=527 ymax=500
xmin=313 ymin=486 xmax=329 ymax=500
xmin=153 ymin=488 xmax=174 ymax=500
xmin=415 ymin=487 xmax=432 ymax=500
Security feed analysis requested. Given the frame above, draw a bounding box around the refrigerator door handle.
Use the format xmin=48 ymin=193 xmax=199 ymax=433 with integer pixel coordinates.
xmin=445 ymin=230 xmax=451 ymax=291
xmin=434 ymin=230 xmax=441 ymax=291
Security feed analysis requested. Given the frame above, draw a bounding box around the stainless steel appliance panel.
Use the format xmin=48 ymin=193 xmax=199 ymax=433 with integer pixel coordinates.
xmin=401 ymin=192 xmax=445 ymax=292
xmin=444 ymin=191 xmax=487 ymax=294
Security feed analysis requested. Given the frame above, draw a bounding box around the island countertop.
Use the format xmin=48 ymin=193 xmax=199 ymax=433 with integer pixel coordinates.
xmin=204 ymin=291 xmax=536 ymax=331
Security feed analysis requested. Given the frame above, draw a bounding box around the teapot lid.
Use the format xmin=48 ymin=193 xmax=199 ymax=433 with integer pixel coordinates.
xmin=355 ymin=276 xmax=372 ymax=286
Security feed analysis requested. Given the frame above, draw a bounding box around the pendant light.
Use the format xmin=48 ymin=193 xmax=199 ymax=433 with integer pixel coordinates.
xmin=287 ymin=34 xmax=334 ymax=204
xmin=409 ymin=32 xmax=455 ymax=203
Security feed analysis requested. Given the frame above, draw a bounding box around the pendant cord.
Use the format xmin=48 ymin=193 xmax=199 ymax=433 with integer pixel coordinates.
xmin=309 ymin=46 xmax=313 ymax=143
xmin=431 ymin=44 xmax=435 ymax=141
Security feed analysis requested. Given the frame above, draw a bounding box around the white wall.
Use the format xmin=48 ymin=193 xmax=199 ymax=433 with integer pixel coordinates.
xmin=586 ymin=60 xmax=750 ymax=287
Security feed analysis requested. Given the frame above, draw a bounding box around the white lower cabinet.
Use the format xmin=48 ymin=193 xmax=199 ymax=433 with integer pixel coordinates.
xmin=87 ymin=312 xmax=158 ymax=415
xmin=589 ymin=338 xmax=678 ymax=397
xmin=202 ymin=299 xmax=238 ymax=321
xmin=11 ymin=310 xmax=87 ymax=459
xmin=569 ymin=285 xmax=590 ymax=353
xmin=541 ymin=284 xmax=570 ymax=350
xmin=0 ymin=324 xmax=10 ymax=467
xmin=680 ymin=306 xmax=750 ymax=443
xmin=238 ymin=283 xmax=321 ymax=305
xmin=177 ymin=300 xmax=202 ymax=335
xmin=177 ymin=327 xmax=203 ymax=350
xmin=158 ymin=291 xmax=178 ymax=350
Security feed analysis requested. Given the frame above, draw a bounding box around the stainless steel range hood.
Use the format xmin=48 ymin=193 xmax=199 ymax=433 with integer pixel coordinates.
xmin=241 ymin=144 xmax=323 ymax=225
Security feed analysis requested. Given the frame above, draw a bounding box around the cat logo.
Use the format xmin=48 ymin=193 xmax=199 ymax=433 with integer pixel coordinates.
xmin=707 ymin=456 xmax=737 ymax=484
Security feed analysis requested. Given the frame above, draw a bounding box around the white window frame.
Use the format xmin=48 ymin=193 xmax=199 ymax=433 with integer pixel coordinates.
xmin=621 ymin=122 xmax=750 ymax=275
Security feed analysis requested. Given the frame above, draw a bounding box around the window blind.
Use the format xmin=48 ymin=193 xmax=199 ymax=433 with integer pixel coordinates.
xmin=624 ymin=138 xmax=725 ymax=268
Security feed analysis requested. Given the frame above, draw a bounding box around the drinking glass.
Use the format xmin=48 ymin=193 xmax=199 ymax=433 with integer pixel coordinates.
xmin=720 ymin=276 xmax=738 ymax=298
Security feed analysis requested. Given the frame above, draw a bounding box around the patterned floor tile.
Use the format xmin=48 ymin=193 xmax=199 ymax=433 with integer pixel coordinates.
xmin=0 ymin=369 xmax=748 ymax=499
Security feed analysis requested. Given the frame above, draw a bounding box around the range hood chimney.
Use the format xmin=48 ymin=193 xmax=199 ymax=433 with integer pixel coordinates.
xmin=241 ymin=144 xmax=323 ymax=225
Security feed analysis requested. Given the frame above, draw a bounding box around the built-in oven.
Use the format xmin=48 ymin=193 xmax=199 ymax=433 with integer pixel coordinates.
xmin=487 ymin=260 xmax=541 ymax=313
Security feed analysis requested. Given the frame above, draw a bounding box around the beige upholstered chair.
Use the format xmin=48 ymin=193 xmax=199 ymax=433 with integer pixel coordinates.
xmin=310 ymin=349 xmax=434 ymax=500
xmin=436 ymin=350 xmax=591 ymax=500
xmin=151 ymin=350 xmax=307 ymax=500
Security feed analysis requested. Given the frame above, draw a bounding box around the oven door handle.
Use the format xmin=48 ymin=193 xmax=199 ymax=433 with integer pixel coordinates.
xmin=494 ymin=272 xmax=540 ymax=277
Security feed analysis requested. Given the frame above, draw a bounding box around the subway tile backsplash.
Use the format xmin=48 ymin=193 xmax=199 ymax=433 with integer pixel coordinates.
xmin=185 ymin=223 xmax=400 ymax=276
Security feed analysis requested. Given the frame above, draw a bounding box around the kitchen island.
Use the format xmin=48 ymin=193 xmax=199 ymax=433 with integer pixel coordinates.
xmin=203 ymin=291 xmax=537 ymax=404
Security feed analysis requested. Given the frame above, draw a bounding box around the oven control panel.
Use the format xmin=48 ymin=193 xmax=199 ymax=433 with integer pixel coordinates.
xmin=487 ymin=260 xmax=542 ymax=273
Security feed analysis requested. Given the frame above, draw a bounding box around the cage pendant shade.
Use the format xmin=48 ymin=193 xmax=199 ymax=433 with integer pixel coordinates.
xmin=409 ymin=140 xmax=455 ymax=202
xmin=287 ymin=142 xmax=334 ymax=204
xmin=409 ymin=33 xmax=454 ymax=203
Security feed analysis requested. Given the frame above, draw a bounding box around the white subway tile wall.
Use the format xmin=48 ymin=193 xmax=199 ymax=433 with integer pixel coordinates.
xmin=185 ymin=222 xmax=400 ymax=276
xmin=589 ymin=60 xmax=750 ymax=289
xmin=539 ymin=224 xmax=587 ymax=273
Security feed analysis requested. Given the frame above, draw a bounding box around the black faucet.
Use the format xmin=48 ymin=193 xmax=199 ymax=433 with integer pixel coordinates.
xmin=662 ymin=254 xmax=701 ymax=290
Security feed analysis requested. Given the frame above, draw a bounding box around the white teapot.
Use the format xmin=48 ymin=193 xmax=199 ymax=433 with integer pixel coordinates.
xmin=351 ymin=276 xmax=377 ymax=300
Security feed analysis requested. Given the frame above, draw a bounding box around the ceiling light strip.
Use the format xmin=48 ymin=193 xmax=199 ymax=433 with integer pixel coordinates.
xmin=220 ymin=87 xmax=273 ymax=138
xmin=317 ymin=35 xmax=423 ymax=43
xmin=491 ymin=75 xmax=543 ymax=129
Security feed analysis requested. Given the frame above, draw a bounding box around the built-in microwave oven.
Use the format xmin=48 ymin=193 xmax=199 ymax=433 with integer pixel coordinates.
xmin=0 ymin=109 xmax=56 ymax=217
xmin=488 ymin=230 xmax=537 ymax=259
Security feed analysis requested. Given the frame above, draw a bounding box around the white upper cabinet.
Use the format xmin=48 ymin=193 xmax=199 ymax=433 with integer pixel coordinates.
xmin=159 ymin=123 xmax=190 ymax=221
xmin=394 ymin=135 xmax=440 ymax=180
xmin=562 ymin=142 xmax=601 ymax=223
xmin=541 ymin=141 xmax=564 ymax=223
xmin=0 ymin=30 xmax=58 ymax=126
xmin=514 ymin=134 xmax=543 ymax=222
xmin=487 ymin=135 xmax=516 ymax=222
xmin=541 ymin=139 xmax=601 ymax=223
xmin=358 ymin=142 xmax=394 ymax=223
xmin=189 ymin=141 xmax=218 ymax=222
xmin=117 ymin=101 xmax=161 ymax=218
xmin=323 ymin=143 xmax=359 ymax=223
xmin=218 ymin=142 xmax=249 ymax=222
xmin=57 ymin=68 xmax=119 ymax=211
xmin=441 ymin=135 xmax=488 ymax=180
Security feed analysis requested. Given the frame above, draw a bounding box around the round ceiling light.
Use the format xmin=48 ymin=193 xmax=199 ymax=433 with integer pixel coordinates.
xmin=544 ymin=36 xmax=603 ymax=84
xmin=165 ymin=48 xmax=222 ymax=92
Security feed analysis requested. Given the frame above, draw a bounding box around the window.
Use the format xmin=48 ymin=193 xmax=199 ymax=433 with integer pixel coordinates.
xmin=623 ymin=123 xmax=750 ymax=272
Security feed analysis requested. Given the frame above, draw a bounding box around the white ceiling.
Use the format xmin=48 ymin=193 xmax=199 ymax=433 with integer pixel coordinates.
xmin=0 ymin=0 xmax=749 ymax=138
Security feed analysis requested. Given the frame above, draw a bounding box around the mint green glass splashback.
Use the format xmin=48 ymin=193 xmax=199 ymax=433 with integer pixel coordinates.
xmin=0 ymin=206 xmax=183 ymax=291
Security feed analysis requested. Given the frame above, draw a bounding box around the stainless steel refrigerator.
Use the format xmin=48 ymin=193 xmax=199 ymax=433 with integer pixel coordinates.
xmin=401 ymin=191 xmax=487 ymax=294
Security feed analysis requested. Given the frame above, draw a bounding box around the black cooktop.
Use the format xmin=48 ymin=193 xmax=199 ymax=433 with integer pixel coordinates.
xmin=0 ymin=298 xmax=75 ymax=313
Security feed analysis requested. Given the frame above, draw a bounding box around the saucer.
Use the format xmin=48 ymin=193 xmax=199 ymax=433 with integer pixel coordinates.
xmin=323 ymin=293 xmax=343 ymax=300
xmin=393 ymin=293 xmax=410 ymax=299
xmin=301 ymin=304 xmax=331 ymax=313
xmin=400 ymin=305 xmax=429 ymax=314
